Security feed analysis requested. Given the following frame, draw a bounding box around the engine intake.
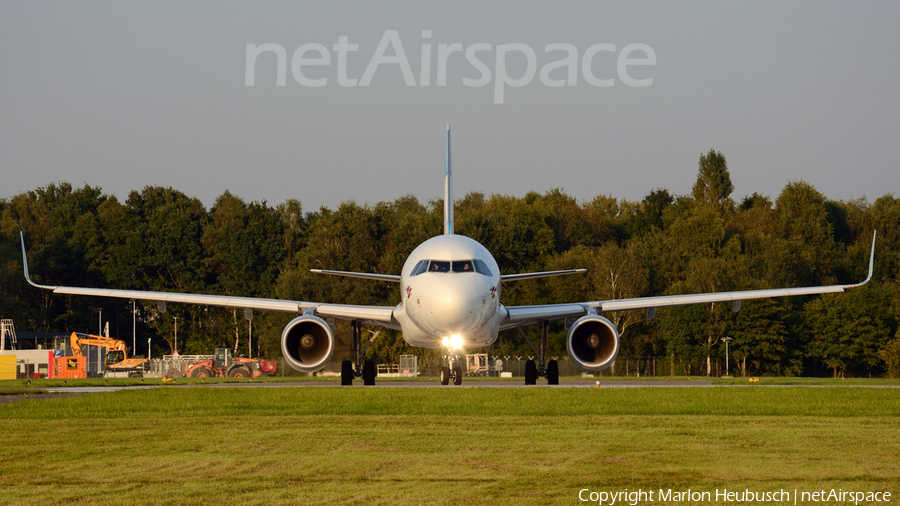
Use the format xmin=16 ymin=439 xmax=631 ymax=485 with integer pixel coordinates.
xmin=566 ymin=315 xmax=620 ymax=372
xmin=281 ymin=315 xmax=335 ymax=373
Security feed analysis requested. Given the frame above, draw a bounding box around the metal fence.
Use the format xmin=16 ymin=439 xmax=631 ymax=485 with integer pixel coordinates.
xmin=377 ymin=355 xmax=419 ymax=377
xmin=145 ymin=355 xmax=212 ymax=378
xmin=417 ymin=355 xmax=742 ymax=378
xmin=142 ymin=354 xmax=737 ymax=379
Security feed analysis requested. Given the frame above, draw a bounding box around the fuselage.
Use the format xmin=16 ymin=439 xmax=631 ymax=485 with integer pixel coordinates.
xmin=394 ymin=234 xmax=504 ymax=348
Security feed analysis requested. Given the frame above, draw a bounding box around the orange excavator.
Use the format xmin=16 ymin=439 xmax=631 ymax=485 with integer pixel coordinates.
xmin=69 ymin=332 xmax=149 ymax=377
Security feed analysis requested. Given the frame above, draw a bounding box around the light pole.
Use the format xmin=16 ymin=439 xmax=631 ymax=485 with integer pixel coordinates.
xmin=90 ymin=307 xmax=103 ymax=374
xmin=722 ymin=336 xmax=733 ymax=377
xmin=131 ymin=300 xmax=136 ymax=357
xmin=173 ymin=316 xmax=179 ymax=355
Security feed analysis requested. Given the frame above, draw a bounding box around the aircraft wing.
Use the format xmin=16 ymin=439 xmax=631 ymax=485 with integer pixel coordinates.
xmin=500 ymin=230 xmax=876 ymax=325
xmin=589 ymin=230 xmax=875 ymax=314
xmin=19 ymin=232 xmax=399 ymax=326
xmin=499 ymin=304 xmax=587 ymax=330
xmin=590 ymin=285 xmax=845 ymax=313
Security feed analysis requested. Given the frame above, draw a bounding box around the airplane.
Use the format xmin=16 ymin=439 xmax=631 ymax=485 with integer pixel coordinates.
xmin=20 ymin=125 xmax=877 ymax=386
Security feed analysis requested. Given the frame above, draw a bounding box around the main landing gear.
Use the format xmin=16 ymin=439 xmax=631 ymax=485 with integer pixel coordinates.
xmin=341 ymin=321 xmax=377 ymax=386
xmin=518 ymin=320 xmax=560 ymax=386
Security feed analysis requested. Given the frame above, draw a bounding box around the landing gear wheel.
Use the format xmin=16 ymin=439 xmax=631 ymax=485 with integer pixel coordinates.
xmin=453 ymin=366 xmax=463 ymax=386
xmin=362 ymin=360 xmax=377 ymax=385
xmin=440 ymin=366 xmax=451 ymax=385
xmin=128 ymin=372 xmax=143 ymax=378
xmin=341 ymin=360 xmax=353 ymax=386
xmin=524 ymin=360 xmax=537 ymax=385
xmin=547 ymin=360 xmax=559 ymax=385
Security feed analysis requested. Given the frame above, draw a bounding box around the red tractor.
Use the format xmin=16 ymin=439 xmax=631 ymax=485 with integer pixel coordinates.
xmin=186 ymin=348 xmax=276 ymax=379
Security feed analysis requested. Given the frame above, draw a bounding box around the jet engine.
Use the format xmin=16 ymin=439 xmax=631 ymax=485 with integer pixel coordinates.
xmin=566 ymin=315 xmax=620 ymax=372
xmin=280 ymin=315 xmax=335 ymax=373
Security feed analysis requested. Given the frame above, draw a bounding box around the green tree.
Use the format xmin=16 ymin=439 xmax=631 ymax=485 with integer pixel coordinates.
xmin=729 ymin=298 xmax=798 ymax=376
xmin=775 ymin=181 xmax=836 ymax=286
xmin=379 ymin=195 xmax=440 ymax=276
xmin=805 ymin=283 xmax=893 ymax=377
xmin=659 ymin=304 xmax=708 ymax=375
xmin=692 ymin=150 xmax=734 ymax=212
xmin=122 ymin=186 xmax=208 ymax=354
xmin=877 ymin=334 xmax=900 ymax=379
xmin=546 ymin=242 xmax=649 ymax=339
xmin=2 ymin=183 xmax=107 ymax=333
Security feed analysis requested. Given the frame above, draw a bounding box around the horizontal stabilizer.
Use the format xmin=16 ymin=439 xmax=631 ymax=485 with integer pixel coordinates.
xmin=501 ymin=269 xmax=587 ymax=282
xmin=310 ymin=269 xmax=401 ymax=283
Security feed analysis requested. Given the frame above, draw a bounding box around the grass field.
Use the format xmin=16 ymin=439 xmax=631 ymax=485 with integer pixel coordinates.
xmin=4 ymin=374 xmax=900 ymax=390
xmin=1 ymin=385 xmax=898 ymax=505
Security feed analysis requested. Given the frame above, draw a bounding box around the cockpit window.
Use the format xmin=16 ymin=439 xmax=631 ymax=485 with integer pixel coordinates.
xmin=411 ymin=260 xmax=429 ymax=276
xmin=411 ymin=259 xmax=492 ymax=276
xmin=429 ymin=261 xmax=451 ymax=272
xmin=473 ymin=259 xmax=492 ymax=276
xmin=452 ymin=260 xmax=473 ymax=273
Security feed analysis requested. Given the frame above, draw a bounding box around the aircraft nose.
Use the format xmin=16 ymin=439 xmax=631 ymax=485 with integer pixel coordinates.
xmin=436 ymin=294 xmax=471 ymax=329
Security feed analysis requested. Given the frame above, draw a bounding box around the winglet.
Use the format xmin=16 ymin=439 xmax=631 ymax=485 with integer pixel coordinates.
xmin=842 ymin=230 xmax=876 ymax=289
xmin=20 ymin=231 xmax=57 ymax=290
xmin=444 ymin=124 xmax=454 ymax=236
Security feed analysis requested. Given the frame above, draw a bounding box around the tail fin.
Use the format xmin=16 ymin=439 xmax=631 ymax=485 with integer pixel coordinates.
xmin=444 ymin=124 xmax=454 ymax=235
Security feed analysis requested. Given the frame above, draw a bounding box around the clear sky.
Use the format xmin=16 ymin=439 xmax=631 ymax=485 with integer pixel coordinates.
xmin=1 ymin=1 xmax=898 ymax=212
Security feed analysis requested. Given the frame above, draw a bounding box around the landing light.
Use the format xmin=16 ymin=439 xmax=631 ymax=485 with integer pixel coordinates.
xmin=442 ymin=334 xmax=464 ymax=349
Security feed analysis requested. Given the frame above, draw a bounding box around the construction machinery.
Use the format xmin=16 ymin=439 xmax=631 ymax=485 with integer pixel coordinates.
xmin=185 ymin=347 xmax=276 ymax=379
xmin=69 ymin=332 xmax=149 ymax=377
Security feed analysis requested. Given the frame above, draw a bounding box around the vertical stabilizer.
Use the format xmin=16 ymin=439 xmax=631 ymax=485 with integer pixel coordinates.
xmin=444 ymin=124 xmax=454 ymax=235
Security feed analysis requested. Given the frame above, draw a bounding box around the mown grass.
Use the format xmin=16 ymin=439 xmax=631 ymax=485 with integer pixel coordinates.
xmin=3 ymin=387 xmax=900 ymax=418
xmin=1 ymin=387 xmax=898 ymax=505
xmin=4 ymin=375 xmax=900 ymax=390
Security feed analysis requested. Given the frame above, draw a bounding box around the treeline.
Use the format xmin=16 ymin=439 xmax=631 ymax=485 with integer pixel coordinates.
xmin=1 ymin=151 xmax=898 ymax=377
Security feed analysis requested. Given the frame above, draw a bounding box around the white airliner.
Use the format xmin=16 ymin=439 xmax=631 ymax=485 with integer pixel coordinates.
xmin=20 ymin=126 xmax=876 ymax=386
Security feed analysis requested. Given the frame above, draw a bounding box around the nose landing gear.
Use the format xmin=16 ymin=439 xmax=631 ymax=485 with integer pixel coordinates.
xmin=440 ymin=354 xmax=463 ymax=385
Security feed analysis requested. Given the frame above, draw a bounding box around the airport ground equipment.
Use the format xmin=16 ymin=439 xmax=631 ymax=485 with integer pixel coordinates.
xmin=1 ymin=319 xmax=17 ymax=351
xmin=466 ymin=353 xmax=489 ymax=376
xmin=184 ymin=347 xmax=276 ymax=378
xmin=69 ymin=332 xmax=149 ymax=377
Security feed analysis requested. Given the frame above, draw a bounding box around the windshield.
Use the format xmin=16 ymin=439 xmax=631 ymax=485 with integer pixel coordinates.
xmin=429 ymin=261 xmax=450 ymax=272
xmin=452 ymin=260 xmax=473 ymax=272
xmin=411 ymin=259 xmax=492 ymax=276
xmin=105 ymin=350 xmax=125 ymax=365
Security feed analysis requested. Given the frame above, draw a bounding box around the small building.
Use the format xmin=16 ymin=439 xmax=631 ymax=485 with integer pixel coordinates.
xmin=0 ymin=349 xmax=56 ymax=379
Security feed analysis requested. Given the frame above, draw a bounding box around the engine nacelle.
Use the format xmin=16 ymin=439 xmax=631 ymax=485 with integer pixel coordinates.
xmin=280 ymin=315 xmax=335 ymax=373
xmin=566 ymin=315 xmax=620 ymax=372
